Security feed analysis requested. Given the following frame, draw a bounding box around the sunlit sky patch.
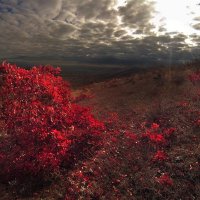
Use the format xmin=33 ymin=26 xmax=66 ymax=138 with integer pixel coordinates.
xmin=117 ymin=0 xmax=200 ymax=35
xmin=154 ymin=0 xmax=200 ymax=34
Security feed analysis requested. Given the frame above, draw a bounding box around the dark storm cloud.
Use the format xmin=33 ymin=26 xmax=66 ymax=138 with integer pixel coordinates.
xmin=0 ymin=0 xmax=198 ymax=66
xmin=118 ymin=0 xmax=156 ymax=33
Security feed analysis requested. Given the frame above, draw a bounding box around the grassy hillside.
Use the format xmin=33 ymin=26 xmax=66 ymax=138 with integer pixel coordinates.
xmin=1 ymin=61 xmax=200 ymax=200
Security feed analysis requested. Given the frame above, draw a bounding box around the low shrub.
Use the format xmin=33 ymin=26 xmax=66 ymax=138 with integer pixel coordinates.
xmin=0 ymin=61 xmax=105 ymax=182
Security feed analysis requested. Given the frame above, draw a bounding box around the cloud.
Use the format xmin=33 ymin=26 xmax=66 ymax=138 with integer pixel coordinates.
xmin=193 ymin=23 xmax=200 ymax=30
xmin=192 ymin=16 xmax=200 ymax=30
xmin=0 ymin=0 xmax=198 ymax=66
xmin=118 ymin=0 xmax=155 ymax=33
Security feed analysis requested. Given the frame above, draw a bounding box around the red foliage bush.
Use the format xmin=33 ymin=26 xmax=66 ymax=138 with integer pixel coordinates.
xmin=152 ymin=150 xmax=168 ymax=163
xmin=188 ymin=71 xmax=200 ymax=85
xmin=64 ymin=120 xmax=178 ymax=199
xmin=141 ymin=123 xmax=167 ymax=146
xmin=156 ymin=173 xmax=173 ymax=187
xmin=0 ymin=61 xmax=104 ymax=181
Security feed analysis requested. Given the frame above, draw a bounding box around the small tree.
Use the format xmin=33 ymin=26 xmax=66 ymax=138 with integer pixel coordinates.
xmin=0 ymin=61 xmax=104 ymax=181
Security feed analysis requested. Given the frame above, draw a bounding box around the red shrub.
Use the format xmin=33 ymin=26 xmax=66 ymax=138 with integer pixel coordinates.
xmin=156 ymin=174 xmax=173 ymax=187
xmin=163 ymin=127 xmax=176 ymax=138
xmin=141 ymin=130 xmax=166 ymax=146
xmin=151 ymin=123 xmax=160 ymax=130
xmin=152 ymin=150 xmax=168 ymax=163
xmin=188 ymin=71 xmax=200 ymax=85
xmin=0 ymin=62 xmax=104 ymax=181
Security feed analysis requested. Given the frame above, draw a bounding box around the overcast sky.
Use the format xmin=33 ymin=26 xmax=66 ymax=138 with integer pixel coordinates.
xmin=0 ymin=0 xmax=199 ymax=67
